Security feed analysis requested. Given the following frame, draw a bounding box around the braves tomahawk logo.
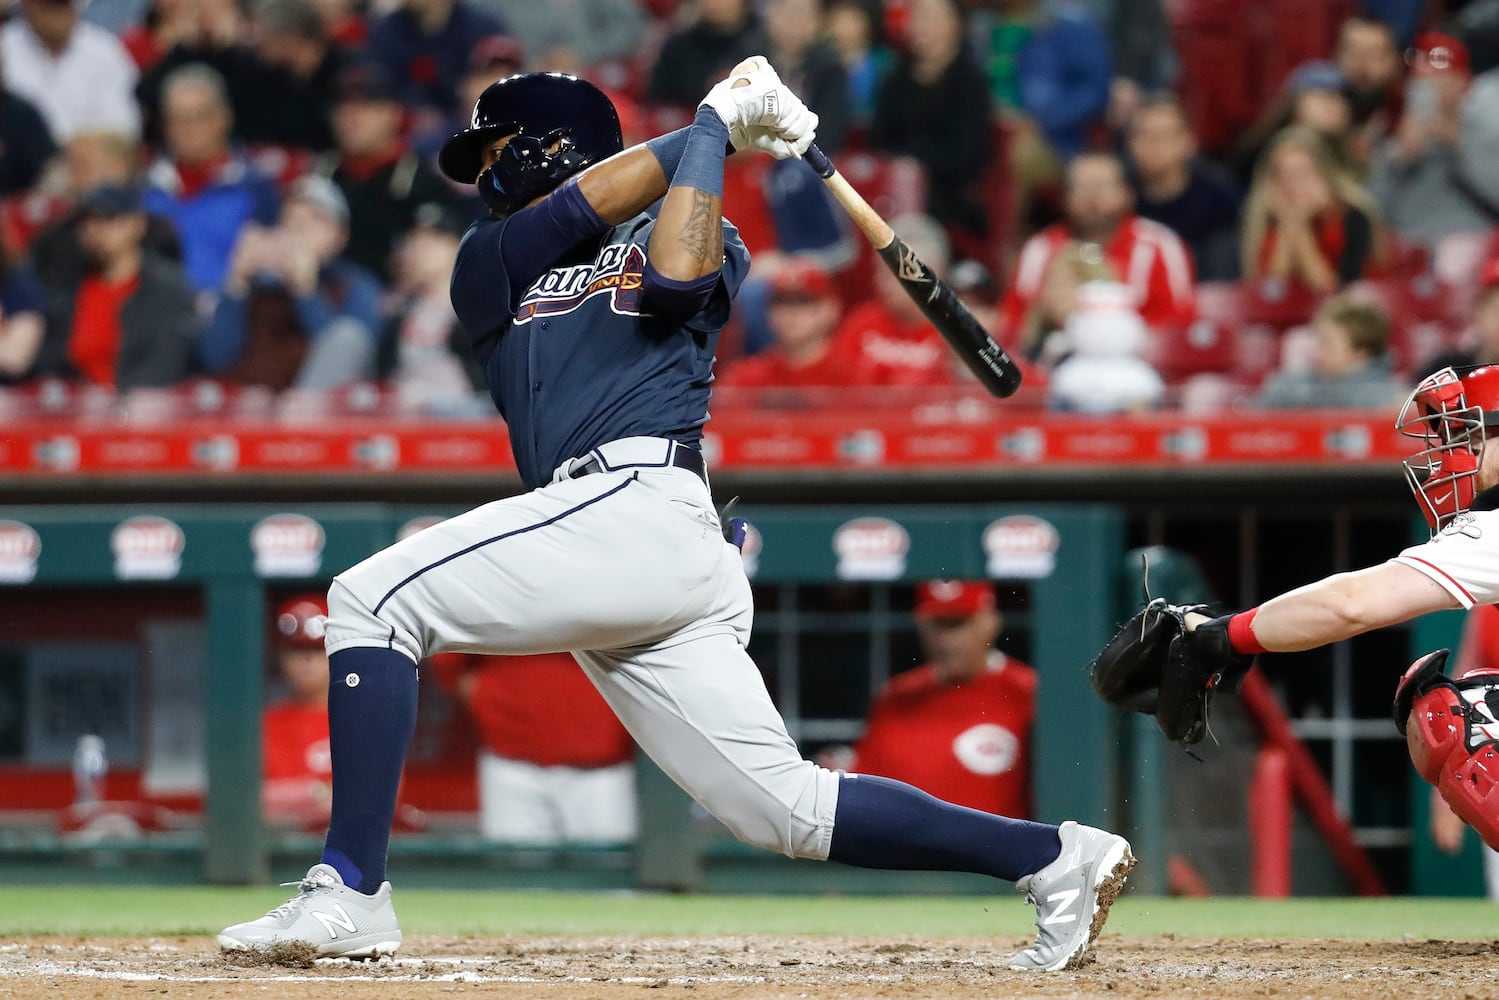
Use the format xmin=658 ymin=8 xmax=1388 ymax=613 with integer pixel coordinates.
xmin=514 ymin=244 xmax=651 ymax=325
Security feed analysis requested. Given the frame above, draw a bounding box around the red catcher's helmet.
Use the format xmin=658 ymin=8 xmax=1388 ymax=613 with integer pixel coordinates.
xmin=274 ymin=594 xmax=329 ymax=648
xmin=1397 ymin=365 xmax=1499 ymax=532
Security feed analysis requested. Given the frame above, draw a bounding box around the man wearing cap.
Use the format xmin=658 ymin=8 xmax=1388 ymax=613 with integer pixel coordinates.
xmin=265 ymin=593 xmax=424 ymax=830
xmin=311 ymin=59 xmax=460 ymax=283
xmin=1371 ymin=32 xmax=1499 ymax=251
xmin=264 ymin=595 xmax=337 ymax=828
xmin=34 ymin=182 xmax=197 ymax=389
xmin=0 ymin=0 xmax=140 ymax=141
xmin=841 ymin=581 xmax=1037 ymax=819
xmin=204 ymin=175 xmax=381 ymax=390
xmin=717 ymin=260 xmax=866 ymax=391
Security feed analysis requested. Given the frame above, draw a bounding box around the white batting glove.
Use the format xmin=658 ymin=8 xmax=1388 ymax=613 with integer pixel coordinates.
xmin=731 ymin=93 xmax=819 ymax=159
xmin=699 ymin=55 xmax=783 ymax=133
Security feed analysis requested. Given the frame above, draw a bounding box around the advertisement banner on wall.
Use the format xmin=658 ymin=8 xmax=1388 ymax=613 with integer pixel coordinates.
xmin=112 ymin=515 xmax=186 ymax=581
xmin=833 ymin=517 xmax=909 ymax=580
xmin=983 ymin=515 xmax=1060 ymax=579
xmin=0 ymin=520 xmax=40 ymax=584
xmin=251 ymin=514 xmax=326 ymax=578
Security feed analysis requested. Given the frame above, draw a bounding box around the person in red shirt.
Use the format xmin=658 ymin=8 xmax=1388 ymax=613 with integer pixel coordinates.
xmin=845 ymin=580 xmax=1037 ymax=818
xmin=834 ymin=212 xmax=958 ymax=385
xmin=717 ymin=259 xmax=866 ymax=394
xmin=1241 ymin=126 xmax=1378 ymax=295
xmin=434 ymin=652 xmax=638 ymax=844
xmin=33 ymin=182 xmax=197 ymax=389
xmin=998 ymin=151 xmax=1196 ymax=357
xmin=262 ymin=594 xmax=335 ymax=827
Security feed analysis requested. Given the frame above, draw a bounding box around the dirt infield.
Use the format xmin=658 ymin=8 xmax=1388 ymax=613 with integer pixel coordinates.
xmin=2 ymin=934 xmax=1497 ymax=1000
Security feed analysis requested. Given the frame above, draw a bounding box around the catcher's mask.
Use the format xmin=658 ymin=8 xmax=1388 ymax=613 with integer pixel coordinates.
xmin=1397 ymin=365 xmax=1499 ymax=533
xmin=438 ymin=72 xmax=623 ymax=217
xmin=1394 ymin=648 xmax=1499 ymax=850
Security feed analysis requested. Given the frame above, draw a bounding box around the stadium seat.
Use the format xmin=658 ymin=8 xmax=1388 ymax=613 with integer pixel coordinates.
xmin=1167 ymin=0 xmax=1354 ymax=155
xmin=1166 ymin=0 xmax=1267 ymax=154
xmin=1194 ymin=282 xmax=1301 ymax=384
xmin=1258 ymin=0 xmax=1355 ymax=99
xmin=1148 ymin=317 xmax=1237 ymax=383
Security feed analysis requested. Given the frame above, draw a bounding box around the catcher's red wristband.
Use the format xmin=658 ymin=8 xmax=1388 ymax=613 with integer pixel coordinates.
xmin=1227 ymin=607 xmax=1268 ymax=655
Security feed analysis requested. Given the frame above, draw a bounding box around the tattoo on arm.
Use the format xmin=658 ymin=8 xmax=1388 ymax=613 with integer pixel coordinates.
xmin=674 ymin=189 xmax=723 ymax=269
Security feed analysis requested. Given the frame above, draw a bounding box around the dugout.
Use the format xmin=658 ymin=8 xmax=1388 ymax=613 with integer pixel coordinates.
xmin=0 ymin=486 xmax=1478 ymax=897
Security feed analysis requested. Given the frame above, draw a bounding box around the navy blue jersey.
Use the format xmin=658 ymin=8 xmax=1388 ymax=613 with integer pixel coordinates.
xmin=451 ymin=211 xmax=750 ymax=489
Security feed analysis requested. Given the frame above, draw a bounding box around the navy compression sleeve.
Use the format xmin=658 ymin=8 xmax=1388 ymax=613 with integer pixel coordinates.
xmin=645 ymin=127 xmax=692 ymax=179
xmin=499 ymin=178 xmax=610 ymax=292
xmin=641 ymin=109 xmax=731 ymax=318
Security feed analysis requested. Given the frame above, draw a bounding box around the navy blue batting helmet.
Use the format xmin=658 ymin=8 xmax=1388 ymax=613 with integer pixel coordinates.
xmin=438 ymin=72 xmax=623 ymax=216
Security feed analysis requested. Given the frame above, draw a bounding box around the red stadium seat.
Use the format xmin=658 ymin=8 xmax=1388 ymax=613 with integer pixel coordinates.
xmin=1194 ymin=281 xmax=1306 ymax=384
xmin=1148 ymin=317 xmax=1237 ymax=383
xmin=1166 ymin=0 xmax=1266 ymax=154
xmin=1166 ymin=0 xmax=1354 ymax=155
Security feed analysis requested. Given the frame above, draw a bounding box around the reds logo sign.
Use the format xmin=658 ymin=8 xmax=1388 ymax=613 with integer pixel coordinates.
xmin=112 ymin=515 xmax=185 ymax=580
xmin=513 ymin=244 xmax=651 ymax=324
xmin=0 ymin=520 xmax=40 ymax=584
xmin=983 ymin=515 xmax=1060 ymax=580
xmin=251 ymin=514 xmax=326 ymax=578
xmin=833 ymin=517 xmax=909 ymax=581
xmin=952 ymin=723 xmax=1020 ymax=776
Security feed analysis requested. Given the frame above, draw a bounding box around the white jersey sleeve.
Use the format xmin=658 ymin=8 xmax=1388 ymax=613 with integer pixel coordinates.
xmin=1393 ymin=510 xmax=1499 ymax=609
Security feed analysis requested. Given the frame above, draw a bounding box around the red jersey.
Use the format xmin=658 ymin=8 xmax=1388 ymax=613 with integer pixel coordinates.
xmin=998 ymin=216 xmax=1196 ymax=343
xmin=835 ymin=301 xmax=956 ymax=386
xmin=851 ymin=653 xmax=1036 ymax=818
xmin=68 ymin=273 xmax=140 ymax=386
xmin=262 ymin=702 xmax=331 ymax=783
xmin=451 ymin=652 xmax=634 ymax=769
xmin=1456 ymin=604 xmax=1499 ymax=678
xmin=718 ymin=339 xmax=868 ymax=388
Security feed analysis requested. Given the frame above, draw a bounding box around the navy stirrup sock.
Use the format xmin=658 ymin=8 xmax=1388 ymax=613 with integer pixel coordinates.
xmin=321 ymin=647 xmax=418 ymax=895
xmin=827 ymin=774 xmax=1062 ymax=883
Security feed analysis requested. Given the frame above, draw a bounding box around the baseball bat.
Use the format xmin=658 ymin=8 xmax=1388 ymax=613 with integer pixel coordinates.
xmin=802 ymin=144 xmax=1023 ymax=398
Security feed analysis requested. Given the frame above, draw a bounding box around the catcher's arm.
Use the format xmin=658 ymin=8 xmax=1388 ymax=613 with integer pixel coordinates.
xmin=1186 ymin=561 xmax=1458 ymax=653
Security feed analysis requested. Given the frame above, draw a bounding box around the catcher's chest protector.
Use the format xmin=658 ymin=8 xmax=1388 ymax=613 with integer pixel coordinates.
xmin=1397 ymin=651 xmax=1499 ymax=850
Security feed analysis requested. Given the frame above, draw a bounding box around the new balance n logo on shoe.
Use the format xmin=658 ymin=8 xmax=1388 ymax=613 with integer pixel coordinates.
xmin=311 ymin=904 xmax=358 ymax=939
xmin=1040 ymin=888 xmax=1081 ymax=924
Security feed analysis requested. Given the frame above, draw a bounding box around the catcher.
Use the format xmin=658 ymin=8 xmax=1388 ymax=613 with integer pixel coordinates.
xmin=1091 ymin=364 xmax=1499 ymax=850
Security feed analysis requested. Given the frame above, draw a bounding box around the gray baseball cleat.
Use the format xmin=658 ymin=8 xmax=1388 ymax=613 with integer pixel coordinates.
xmin=217 ymin=863 xmax=402 ymax=959
xmin=1008 ymin=821 xmax=1135 ymax=972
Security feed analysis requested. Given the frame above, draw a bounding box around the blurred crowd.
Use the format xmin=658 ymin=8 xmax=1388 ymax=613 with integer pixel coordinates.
xmin=1 ymin=0 xmax=1498 ymax=417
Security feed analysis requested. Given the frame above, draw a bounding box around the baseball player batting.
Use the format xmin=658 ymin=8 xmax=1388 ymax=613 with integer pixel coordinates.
xmin=1089 ymin=364 xmax=1499 ymax=852
xmin=217 ymin=61 xmax=1134 ymax=972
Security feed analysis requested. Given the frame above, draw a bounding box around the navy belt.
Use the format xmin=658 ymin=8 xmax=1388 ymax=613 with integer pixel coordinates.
xmin=570 ymin=444 xmax=707 ymax=484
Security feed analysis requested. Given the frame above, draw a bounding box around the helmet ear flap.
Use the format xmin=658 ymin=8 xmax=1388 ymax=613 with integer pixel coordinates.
xmin=477 ymin=161 xmax=517 ymax=216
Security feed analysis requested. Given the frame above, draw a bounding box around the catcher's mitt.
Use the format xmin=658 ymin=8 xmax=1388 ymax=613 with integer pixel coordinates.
xmin=1089 ymin=600 xmax=1255 ymax=746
